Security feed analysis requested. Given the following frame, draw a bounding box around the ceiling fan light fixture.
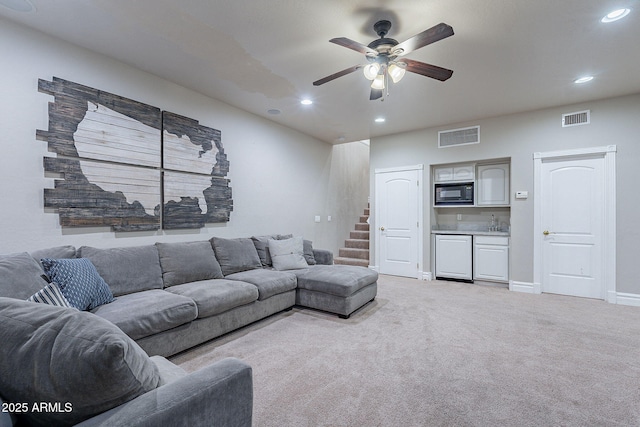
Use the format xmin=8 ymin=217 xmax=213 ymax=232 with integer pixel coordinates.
xmin=371 ymin=73 xmax=385 ymax=90
xmin=363 ymin=63 xmax=380 ymax=80
xmin=388 ymin=63 xmax=406 ymax=83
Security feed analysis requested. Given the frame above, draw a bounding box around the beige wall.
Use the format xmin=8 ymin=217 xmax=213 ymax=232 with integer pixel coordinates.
xmin=370 ymin=93 xmax=640 ymax=294
xmin=323 ymin=141 xmax=370 ymax=255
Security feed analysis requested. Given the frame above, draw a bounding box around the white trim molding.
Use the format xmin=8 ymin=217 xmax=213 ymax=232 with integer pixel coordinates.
xmin=422 ymin=272 xmax=433 ymax=281
xmin=614 ymin=292 xmax=640 ymax=307
xmin=509 ymin=281 xmax=541 ymax=294
xmin=374 ymin=164 xmax=424 ymax=174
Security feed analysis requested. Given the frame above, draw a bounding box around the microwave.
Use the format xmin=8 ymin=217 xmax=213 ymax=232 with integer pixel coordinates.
xmin=434 ymin=182 xmax=474 ymax=206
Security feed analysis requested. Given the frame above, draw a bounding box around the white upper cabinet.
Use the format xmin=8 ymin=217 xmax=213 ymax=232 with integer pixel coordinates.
xmin=434 ymin=164 xmax=475 ymax=183
xmin=477 ymin=163 xmax=510 ymax=206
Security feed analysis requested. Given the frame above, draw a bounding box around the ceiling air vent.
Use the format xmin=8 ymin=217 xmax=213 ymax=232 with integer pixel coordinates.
xmin=562 ymin=110 xmax=590 ymax=127
xmin=438 ymin=126 xmax=480 ymax=148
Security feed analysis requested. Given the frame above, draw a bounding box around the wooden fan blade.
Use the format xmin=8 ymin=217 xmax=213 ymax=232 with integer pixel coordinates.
xmin=402 ymin=58 xmax=453 ymax=81
xmin=392 ymin=23 xmax=454 ymax=56
xmin=330 ymin=37 xmax=378 ymax=56
xmin=370 ymin=87 xmax=383 ymax=100
xmin=313 ymin=65 xmax=362 ymax=86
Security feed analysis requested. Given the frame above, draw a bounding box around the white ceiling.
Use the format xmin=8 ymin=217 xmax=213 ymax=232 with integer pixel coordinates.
xmin=2 ymin=0 xmax=639 ymax=144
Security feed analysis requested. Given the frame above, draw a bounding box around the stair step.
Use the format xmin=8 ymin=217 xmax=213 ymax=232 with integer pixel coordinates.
xmin=364 ymin=208 xmax=370 ymax=216
xmin=345 ymin=239 xmax=369 ymax=249
xmin=334 ymin=257 xmax=369 ymax=268
xmin=354 ymin=223 xmax=369 ymax=231
xmin=350 ymin=230 xmax=369 ymax=240
xmin=359 ymin=215 xmax=369 ymax=223
xmin=338 ymin=248 xmax=369 ymax=260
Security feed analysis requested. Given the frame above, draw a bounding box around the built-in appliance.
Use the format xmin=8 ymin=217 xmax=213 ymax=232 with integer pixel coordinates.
xmin=434 ymin=182 xmax=474 ymax=206
xmin=435 ymin=234 xmax=473 ymax=282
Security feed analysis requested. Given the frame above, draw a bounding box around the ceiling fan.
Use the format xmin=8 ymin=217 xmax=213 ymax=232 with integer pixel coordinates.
xmin=313 ymin=20 xmax=454 ymax=100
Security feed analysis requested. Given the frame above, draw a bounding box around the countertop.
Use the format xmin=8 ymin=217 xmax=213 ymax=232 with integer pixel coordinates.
xmin=431 ymin=229 xmax=510 ymax=237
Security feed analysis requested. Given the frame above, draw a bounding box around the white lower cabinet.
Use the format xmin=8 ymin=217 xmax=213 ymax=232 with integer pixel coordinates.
xmin=435 ymin=234 xmax=473 ymax=281
xmin=473 ymin=236 xmax=509 ymax=282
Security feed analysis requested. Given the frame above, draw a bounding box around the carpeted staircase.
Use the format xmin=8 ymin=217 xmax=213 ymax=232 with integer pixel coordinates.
xmin=334 ymin=205 xmax=370 ymax=267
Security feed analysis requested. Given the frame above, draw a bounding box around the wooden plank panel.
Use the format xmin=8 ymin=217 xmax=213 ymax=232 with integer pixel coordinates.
xmin=37 ymin=78 xmax=232 ymax=231
xmin=38 ymin=78 xmax=162 ymax=231
xmin=162 ymin=111 xmax=221 ymax=174
xmin=73 ymin=102 xmax=161 ymax=167
xmin=78 ymin=160 xmax=160 ymax=216
xmin=163 ymin=171 xmax=232 ymax=229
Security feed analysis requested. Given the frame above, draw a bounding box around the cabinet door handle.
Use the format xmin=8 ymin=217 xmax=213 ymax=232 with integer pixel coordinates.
xmin=380 ymin=226 xmax=385 ymax=231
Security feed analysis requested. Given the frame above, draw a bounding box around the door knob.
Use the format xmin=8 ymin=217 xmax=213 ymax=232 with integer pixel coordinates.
xmin=380 ymin=226 xmax=385 ymax=231
xmin=543 ymin=230 xmax=550 ymax=235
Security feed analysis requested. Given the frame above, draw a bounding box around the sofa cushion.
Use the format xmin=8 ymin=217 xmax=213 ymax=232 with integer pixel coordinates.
xmin=156 ymin=241 xmax=224 ymax=287
xmin=30 ymin=245 xmax=77 ymax=265
xmin=79 ymin=245 xmax=164 ymax=296
xmin=0 ymin=252 xmax=49 ymax=299
xmin=226 ymin=269 xmax=297 ymax=301
xmin=0 ymin=297 xmax=161 ymax=426
xmin=303 ymin=239 xmax=317 ymax=265
xmin=150 ymin=355 xmax=187 ymax=386
xmin=269 ymin=236 xmax=309 ymax=271
xmin=41 ymin=258 xmax=114 ymax=311
xmin=251 ymin=235 xmax=278 ymax=267
xmin=293 ymin=265 xmax=379 ymax=297
xmin=165 ymin=279 xmax=258 ymax=318
xmin=27 ymin=282 xmax=72 ymax=307
xmin=91 ymin=289 xmax=197 ymax=340
xmin=211 ymin=237 xmax=262 ymax=276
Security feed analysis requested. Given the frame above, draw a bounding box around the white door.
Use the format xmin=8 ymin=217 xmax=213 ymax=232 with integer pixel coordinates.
xmin=540 ymin=156 xmax=604 ymax=298
xmin=375 ymin=166 xmax=422 ymax=278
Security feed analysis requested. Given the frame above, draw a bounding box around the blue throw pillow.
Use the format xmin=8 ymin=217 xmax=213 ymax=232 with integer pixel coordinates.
xmin=41 ymin=258 xmax=114 ymax=311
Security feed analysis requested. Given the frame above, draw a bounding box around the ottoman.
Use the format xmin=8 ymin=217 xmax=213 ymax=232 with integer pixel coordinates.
xmin=292 ymin=265 xmax=378 ymax=318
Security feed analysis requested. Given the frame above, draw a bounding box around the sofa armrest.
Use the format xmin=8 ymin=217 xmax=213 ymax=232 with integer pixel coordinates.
xmin=76 ymin=358 xmax=252 ymax=427
xmin=312 ymin=249 xmax=334 ymax=265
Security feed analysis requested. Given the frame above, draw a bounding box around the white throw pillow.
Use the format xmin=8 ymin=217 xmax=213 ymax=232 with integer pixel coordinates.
xmin=268 ymin=236 xmax=309 ymax=271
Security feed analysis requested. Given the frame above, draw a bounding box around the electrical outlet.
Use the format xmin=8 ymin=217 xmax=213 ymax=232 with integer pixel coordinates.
xmin=314 ymin=215 xmax=321 ymax=223
xmin=457 ymin=214 xmax=462 ymax=221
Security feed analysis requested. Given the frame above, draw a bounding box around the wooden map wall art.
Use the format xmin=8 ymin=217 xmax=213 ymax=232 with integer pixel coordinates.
xmin=37 ymin=77 xmax=233 ymax=231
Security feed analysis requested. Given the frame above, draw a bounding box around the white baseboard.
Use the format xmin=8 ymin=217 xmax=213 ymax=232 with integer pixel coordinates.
xmin=509 ymin=281 xmax=541 ymax=294
xmin=614 ymin=292 xmax=640 ymax=307
xmin=509 ymin=283 xmax=640 ymax=307
xmin=422 ymin=272 xmax=433 ymax=281
xmin=369 ymin=265 xmax=379 ymax=272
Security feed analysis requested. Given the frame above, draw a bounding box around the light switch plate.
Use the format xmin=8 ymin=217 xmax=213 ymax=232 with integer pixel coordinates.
xmin=314 ymin=215 xmax=321 ymax=223
xmin=515 ymin=191 xmax=528 ymax=199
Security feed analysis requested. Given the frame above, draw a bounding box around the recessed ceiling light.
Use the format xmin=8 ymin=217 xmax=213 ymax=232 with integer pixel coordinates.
xmin=300 ymin=99 xmax=313 ymax=105
xmin=0 ymin=0 xmax=34 ymax=12
xmin=601 ymin=8 xmax=631 ymax=23
xmin=574 ymin=76 xmax=594 ymax=84
xmin=374 ymin=117 xmax=386 ymax=123
xmin=267 ymin=109 xmax=281 ymax=115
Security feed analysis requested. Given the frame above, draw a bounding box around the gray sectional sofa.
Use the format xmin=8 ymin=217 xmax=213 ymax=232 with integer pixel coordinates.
xmin=0 ymin=234 xmax=378 ymax=426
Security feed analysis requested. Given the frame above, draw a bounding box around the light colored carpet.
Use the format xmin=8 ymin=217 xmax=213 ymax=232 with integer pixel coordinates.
xmin=170 ymin=275 xmax=640 ymax=426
